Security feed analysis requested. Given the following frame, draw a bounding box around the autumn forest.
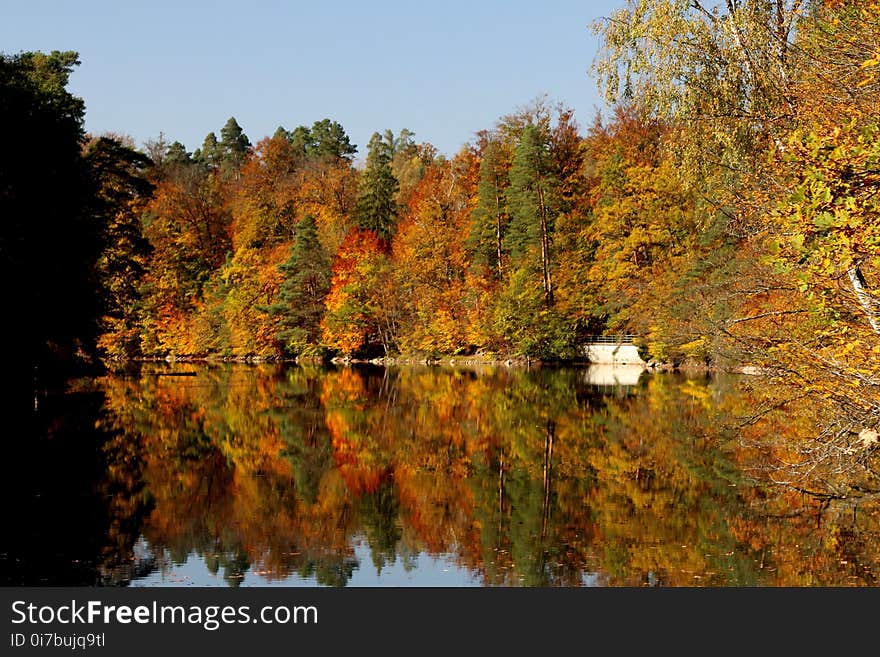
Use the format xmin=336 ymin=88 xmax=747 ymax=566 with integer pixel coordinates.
xmin=3 ymin=0 xmax=880 ymax=585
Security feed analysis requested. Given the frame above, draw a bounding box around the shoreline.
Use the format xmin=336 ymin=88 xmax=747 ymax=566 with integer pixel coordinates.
xmin=112 ymin=353 xmax=752 ymax=375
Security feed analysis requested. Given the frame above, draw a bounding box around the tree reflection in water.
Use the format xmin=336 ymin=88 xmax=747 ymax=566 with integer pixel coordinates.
xmin=4 ymin=363 xmax=880 ymax=586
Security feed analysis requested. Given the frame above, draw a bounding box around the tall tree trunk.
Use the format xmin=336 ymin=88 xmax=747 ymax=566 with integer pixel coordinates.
xmin=537 ymin=185 xmax=553 ymax=305
xmin=848 ymin=265 xmax=880 ymax=335
xmin=498 ymin=449 xmax=505 ymax=546
xmin=540 ymin=420 xmax=555 ymax=543
xmin=495 ymin=189 xmax=504 ymax=280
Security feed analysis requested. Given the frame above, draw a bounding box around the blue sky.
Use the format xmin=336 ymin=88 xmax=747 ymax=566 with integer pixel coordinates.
xmin=2 ymin=0 xmax=623 ymax=158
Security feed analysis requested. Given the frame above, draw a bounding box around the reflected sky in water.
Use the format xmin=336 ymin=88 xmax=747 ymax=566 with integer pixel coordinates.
xmin=130 ymin=538 xmax=486 ymax=587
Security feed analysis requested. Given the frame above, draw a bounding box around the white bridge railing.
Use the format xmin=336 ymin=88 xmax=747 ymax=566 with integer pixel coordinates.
xmin=583 ymin=334 xmax=637 ymax=345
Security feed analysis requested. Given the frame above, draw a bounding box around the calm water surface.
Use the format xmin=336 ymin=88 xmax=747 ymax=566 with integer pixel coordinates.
xmin=4 ymin=363 xmax=878 ymax=586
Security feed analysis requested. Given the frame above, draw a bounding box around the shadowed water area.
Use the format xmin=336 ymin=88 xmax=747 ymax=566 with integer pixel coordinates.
xmin=4 ymin=363 xmax=880 ymax=587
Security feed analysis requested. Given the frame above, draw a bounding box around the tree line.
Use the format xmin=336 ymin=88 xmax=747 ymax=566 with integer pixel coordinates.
xmin=0 ymin=54 xmax=729 ymax=368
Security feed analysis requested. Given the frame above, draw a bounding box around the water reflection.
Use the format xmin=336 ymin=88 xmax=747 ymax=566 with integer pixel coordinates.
xmin=582 ymin=364 xmax=645 ymax=387
xmin=4 ymin=363 xmax=879 ymax=586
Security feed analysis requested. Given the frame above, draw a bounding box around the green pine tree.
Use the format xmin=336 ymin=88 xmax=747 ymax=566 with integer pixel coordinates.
xmin=504 ymin=124 xmax=559 ymax=305
xmin=194 ymin=131 xmax=219 ymax=168
xmin=280 ymin=119 xmax=357 ymax=162
xmin=288 ymin=125 xmax=312 ymax=159
xmin=264 ymin=215 xmax=331 ymax=356
xmin=309 ymin=119 xmax=357 ymax=161
xmin=164 ymin=141 xmax=191 ymax=166
xmin=219 ymin=117 xmax=251 ymax=175
xmin=354 ymin=132 xmax=399 ymax=242
xmin=467 ymin=140 xmax=509 ymax=280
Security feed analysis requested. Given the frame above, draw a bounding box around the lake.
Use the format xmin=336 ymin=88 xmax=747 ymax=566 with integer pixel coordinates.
xmin=4 ymin=362 xmax=878 ymax=586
